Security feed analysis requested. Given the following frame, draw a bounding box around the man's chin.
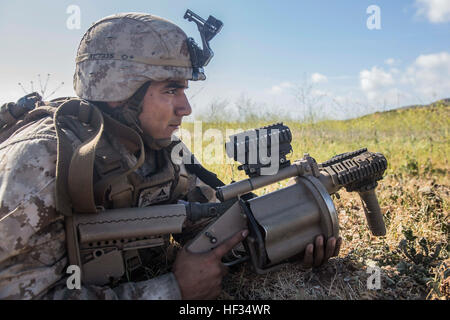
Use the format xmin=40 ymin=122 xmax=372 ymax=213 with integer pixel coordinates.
xmin=154 ymin=130 xmax=177 ymax=141
xmin=147 ymin=136 xmax=173 ymax=149
xmin=167 ymin=125 xmax=181 ymax=136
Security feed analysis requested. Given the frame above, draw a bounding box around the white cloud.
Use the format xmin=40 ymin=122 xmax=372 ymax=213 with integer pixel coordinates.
xmin=311 ymin=73 xmax=328 ymax=83
xmin=415 ymin=0 xmax=450 ymax=23
xmin=359 ymin=52 xmax=450 ymax=104
xmin=360 ymin=66 xmax=395 ymax=100
xmin=403 ymin=51 xmax=450 ymax=97
xmin=385 ymin=58 xmax=396 ymax=66
xmin=264 ymin=52 xmax=449 ymax=118
xmin=415 ymin=51 xmax=450 ymax=69
xmin=268 ymin=81 xmax=294 ymax=95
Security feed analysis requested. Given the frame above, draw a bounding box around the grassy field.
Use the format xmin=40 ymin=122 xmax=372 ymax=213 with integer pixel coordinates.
xmin=181 ymin=100 xmax=449 ymax=300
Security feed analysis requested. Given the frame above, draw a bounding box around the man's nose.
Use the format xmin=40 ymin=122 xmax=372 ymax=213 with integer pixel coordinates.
xmin=175 ymin=93 xmax=192 ymax=117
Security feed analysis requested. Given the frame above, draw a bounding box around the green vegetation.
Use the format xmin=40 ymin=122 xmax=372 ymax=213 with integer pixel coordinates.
xmin=181 ymin=100 xmax=449 ymax=299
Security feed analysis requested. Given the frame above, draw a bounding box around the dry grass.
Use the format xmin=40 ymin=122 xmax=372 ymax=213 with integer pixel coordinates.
xmin=181 ymin=100 xmax=449 ymax=300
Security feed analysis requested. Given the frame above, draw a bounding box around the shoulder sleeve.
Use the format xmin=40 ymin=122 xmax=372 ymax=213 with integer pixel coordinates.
xmin=0 ymin=124 xmax=66 ymax=299
xmin=0 ymin=120 xmax=182 ymax=300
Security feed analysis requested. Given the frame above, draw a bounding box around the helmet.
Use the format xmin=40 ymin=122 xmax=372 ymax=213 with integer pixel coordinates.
xmin=74 ymin=13 xmax=195 ymax=102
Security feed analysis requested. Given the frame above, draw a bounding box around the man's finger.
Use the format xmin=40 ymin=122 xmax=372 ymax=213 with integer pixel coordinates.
xmin=302 ymin=243 xmax=314 ymax=268
xmin=212 ymin=229 xmax=249 ymax=259
xmin=333 ymin=237 xmax=342 ymax=257
xmin=220 ymin=263 xmax=229 ymax=277
xmin=313 ymin=235 xmax=324 ymax=267
xmin=324 ymin=237 xmax=336 ymax=261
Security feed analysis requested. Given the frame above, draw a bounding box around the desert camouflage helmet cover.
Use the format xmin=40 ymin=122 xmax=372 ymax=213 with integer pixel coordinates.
xmin=74 ymin=13 xmax=195 ymax=102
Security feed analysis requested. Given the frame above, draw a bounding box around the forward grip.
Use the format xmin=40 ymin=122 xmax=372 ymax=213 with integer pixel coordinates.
xmin=358 ymin=189 xmax=386 ymax=236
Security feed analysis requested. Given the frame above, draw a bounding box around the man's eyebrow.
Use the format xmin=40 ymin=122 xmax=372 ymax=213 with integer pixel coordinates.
xmin=163 ymin=82 xmax=189 ymax=89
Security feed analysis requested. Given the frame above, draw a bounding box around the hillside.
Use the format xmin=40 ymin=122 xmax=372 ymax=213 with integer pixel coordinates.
xmin=387 ymin=98 xmax=450 ymax=112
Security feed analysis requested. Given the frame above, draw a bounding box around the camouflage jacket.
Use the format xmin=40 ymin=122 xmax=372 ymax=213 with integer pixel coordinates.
xmin=0 ymin=113 xmax=216 ymax=300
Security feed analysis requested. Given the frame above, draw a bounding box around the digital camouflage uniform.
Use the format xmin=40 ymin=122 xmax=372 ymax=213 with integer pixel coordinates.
xmin=0 ymin=110 xmax=217 ymax=300
xmin=0 ymin=13 xmax=217 ymax=299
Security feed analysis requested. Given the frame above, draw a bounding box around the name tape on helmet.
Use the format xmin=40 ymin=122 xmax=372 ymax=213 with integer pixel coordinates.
xmin=76 ymin=53 xmax=192 ymax=68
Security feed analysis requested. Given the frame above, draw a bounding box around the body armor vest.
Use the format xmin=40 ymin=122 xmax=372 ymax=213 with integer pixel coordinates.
xmin=64 ymin=114 xmax=190 ymax=210
xmin=1 ymin=96 xmax=192 ymax=284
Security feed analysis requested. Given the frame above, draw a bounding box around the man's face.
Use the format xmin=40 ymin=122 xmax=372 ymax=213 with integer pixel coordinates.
xmin=138 ymin=80 xmax=192 ymax=139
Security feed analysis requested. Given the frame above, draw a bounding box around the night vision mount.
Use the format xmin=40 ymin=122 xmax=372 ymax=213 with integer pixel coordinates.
xmin=184 ymin=9 xmax=223 ymax=81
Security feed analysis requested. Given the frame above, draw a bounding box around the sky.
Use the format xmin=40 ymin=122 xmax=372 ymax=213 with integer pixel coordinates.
xmin=0 ymin=0 xmax=449 ymax=121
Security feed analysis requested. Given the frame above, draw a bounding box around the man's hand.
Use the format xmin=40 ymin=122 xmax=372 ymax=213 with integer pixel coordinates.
xmin=301 ymin=235 xmax=342 ymax=268
xmin=173 ymin=229 xmax=249 ymax=300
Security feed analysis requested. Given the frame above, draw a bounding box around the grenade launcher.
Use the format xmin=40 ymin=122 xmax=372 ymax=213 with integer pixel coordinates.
xmin=68 ymin=123 xmax=388 ymax=284
xmin=186 ymin=123 xmax=388 ymax=273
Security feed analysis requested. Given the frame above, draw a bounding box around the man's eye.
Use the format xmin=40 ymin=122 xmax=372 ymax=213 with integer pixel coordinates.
xmin=166 ymin=89 xmax=177 ymax=94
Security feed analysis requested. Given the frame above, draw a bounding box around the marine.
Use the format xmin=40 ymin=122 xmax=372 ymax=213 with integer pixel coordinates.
xmin=0 ymin=11 xmax=341 ymax=300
